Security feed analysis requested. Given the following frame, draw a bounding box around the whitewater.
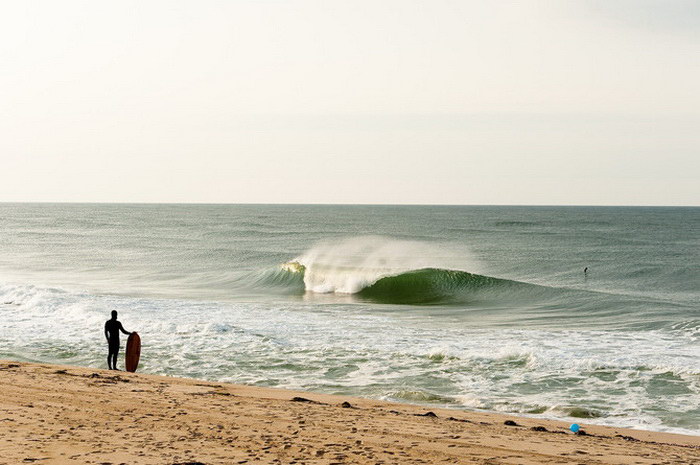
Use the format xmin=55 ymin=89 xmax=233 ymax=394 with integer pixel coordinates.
xmin=0 ymin=204 xmax=698 ymax=434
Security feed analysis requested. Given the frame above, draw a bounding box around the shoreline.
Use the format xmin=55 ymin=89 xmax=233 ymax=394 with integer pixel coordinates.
xmin=1 ymin=360 xmax=698 ymax=464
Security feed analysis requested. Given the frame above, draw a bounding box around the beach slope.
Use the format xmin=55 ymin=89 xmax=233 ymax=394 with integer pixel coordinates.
xmin=0 ymin=361 xmax=697 ymax=464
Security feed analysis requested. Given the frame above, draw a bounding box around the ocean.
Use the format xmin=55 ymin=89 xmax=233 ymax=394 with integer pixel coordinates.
xmin=0 ymin=204 xmax=697 ymax=434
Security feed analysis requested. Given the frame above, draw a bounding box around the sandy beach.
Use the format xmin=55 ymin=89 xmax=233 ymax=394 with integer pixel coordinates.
xmin=0 ymin=361 xmax=697 ymax=465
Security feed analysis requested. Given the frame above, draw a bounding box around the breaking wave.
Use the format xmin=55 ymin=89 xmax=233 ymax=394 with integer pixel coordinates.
xmin=241 ymin=236 xmax=527 ymax=304
xmin=241 ymin=236 xmax=558 ymax=304
xmin=270 ymin=264 xmax=525 ymax=304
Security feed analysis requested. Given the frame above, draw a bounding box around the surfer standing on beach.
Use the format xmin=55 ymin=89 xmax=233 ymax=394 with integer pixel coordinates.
xmin=104 ymin=310 xmax=132 ymax=370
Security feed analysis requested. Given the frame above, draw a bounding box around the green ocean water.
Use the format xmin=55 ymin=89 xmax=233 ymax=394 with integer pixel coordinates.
xmin=0 ymin=204 xmax=698 ymax=433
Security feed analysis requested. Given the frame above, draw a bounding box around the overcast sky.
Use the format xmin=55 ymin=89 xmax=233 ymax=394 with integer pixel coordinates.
xmin=1 ymin=0 xmax=698 ymax=205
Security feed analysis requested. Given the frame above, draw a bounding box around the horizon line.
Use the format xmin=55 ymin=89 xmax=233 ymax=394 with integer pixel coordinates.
xmin=0 ymin=201 xmax=697 ymax=208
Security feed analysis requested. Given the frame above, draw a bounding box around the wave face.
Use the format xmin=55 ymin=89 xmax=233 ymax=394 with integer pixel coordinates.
xmin=273 ymin=264 xmax=519 ymax=305
xmin=358 ymin=268 xmax=515 ymax=304
xmin=290 ymin=236 xmax=478 ymax=295
xmin=268 ymin=236 xmax=508 ymax=304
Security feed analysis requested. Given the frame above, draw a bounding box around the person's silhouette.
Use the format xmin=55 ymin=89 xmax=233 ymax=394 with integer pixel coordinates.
xmin=104 ymin=310 xmax=131 ymax=370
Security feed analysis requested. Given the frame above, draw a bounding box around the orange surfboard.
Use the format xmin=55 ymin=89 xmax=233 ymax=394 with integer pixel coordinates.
xmin=125 ymin=332 xmax=141 ymax=373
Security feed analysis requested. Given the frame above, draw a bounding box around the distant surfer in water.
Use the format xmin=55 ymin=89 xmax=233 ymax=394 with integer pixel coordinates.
xmin=104 ymin=310 xmax=132 ymax=370
xmin=584 ymin=267 xmax=588 ymax=274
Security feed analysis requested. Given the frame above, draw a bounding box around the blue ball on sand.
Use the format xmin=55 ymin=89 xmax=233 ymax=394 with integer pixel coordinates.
xmin=570 ymin=423 xmax=580 ymax=433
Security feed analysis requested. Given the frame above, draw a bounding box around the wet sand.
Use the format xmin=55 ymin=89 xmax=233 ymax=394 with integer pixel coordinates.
xmin=0 ymin=360 xmax=697 ymax=464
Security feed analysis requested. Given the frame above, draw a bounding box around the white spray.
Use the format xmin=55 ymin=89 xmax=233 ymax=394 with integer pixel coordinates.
xmin=290 ymin=236 xmax=476 ymax=294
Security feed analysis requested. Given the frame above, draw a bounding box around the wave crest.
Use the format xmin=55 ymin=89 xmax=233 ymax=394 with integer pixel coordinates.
xmin=268 ymin=262 xmax=520 ymax=304
xmin=243 ymin=237 xmax=530 ymax=304
xmin=280 ymin=236 xmax=483 ymax=297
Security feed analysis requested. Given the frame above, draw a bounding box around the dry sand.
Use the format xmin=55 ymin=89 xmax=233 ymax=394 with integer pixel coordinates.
xmin=0 ymin=360 xmax=697 ymax=465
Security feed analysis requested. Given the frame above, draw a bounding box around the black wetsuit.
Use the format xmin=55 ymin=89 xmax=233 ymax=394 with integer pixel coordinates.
xmin=105 ymin=319 xmax=130 ymax=370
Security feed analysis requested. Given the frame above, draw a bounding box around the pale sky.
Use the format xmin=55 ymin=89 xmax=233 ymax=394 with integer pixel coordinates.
xmin=1 ymin=0 xmax=698 ymax=205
